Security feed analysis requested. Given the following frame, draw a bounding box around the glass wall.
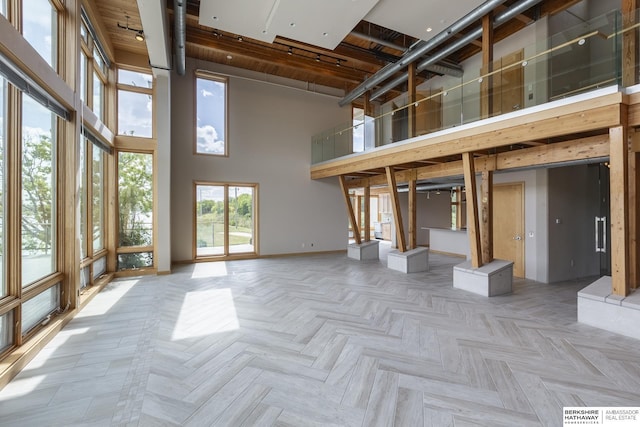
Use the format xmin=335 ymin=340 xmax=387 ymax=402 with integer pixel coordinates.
xmin=118 ymin=152 xmax=153 ymax=270
xmin=117 ymin=69 xmax=153 ymax=138
xmin=21 ymin=95 xmax=57 ymax=286
xmin=22 ymin=0 xmax=58 ymax=69
xmin=92 ymin=147 xmax=104 ymax=252
xmin=0 ymin=79 xmax=4 ymax=297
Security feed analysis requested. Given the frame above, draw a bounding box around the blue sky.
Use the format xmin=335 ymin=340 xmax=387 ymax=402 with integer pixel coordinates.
xmin=196 ymin=78 xmax=225 ymax=154
xmin=22 ymin=0 xmax=56 ymax=68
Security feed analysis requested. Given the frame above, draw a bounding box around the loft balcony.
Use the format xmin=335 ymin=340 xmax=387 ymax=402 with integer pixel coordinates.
xmin=310 ymin=9 xmax=639 ymax=180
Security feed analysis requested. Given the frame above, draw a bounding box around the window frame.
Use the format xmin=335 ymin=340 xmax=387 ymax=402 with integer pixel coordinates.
xmin=193 ymin=181 xmax=258 ymax=260
xmin=194 ymin=71 xmax=228 ymax=157
xmin=116 ymin=66 xmax=154 ymax=139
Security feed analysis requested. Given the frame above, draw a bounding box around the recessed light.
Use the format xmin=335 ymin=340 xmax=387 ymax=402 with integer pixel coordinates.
xmin=426 ymin=27 xmax=432 ymax=32
xmin=212 ymin=16 xmax=218 ymax=20
xmin=322 ymin=32 xmax=328 ymax=37
xmin=226 ymin=55 xmax=232 ymax=60
xmin=290 ymin=22 xmax=296 ymax=27
xmin=262 ymin=30 xmax=267 ymax=34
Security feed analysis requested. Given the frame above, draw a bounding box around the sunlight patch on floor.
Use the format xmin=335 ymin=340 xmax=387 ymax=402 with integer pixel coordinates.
xmin=172 ymin=288 xmax=239 ymax=340
xmin=191 ymin=262 xmax=229 ymax=279
xmin=76 ymin=279 xmax=139 ymax=317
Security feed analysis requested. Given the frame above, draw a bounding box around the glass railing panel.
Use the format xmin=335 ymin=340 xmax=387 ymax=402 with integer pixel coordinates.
xmin=311 ymin=9 xmax=625 ymax=165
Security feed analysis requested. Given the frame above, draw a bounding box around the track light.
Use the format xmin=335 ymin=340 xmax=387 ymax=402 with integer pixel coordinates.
xmin=288 ymin=47 xmax=293 ymax=55
xmin=238 ymin=36 xmax=243 ymax=42
xmin=315 ymin=54 xmax=320 ymax=62
xmin=117 ymin=16 xmax=145 ymax=42
xmin=336 ymin=59 xmax=341 ymax=67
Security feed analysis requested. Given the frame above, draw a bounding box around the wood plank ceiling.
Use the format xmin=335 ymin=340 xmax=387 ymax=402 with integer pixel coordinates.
xmin=97 ymin=0 xmax=581 ymax=103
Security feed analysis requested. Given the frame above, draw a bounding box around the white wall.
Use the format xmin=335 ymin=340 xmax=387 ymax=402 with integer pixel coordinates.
xmin=397 ymin=190 xmax=451 ymax=246
xmin=170 ymin=58 xmax=351 ymax=262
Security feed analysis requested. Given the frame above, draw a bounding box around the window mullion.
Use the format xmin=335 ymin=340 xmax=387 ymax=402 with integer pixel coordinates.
xmin=224 ymin=184 xmax=229 ymax=255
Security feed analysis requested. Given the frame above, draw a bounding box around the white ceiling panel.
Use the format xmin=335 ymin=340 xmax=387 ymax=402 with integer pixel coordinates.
xmin=199 ymin=0 xmax=280 ymax=43
xmin=365 ymin=0 xmax=486 ymax=42
xmin=270 ymin=0 xmax=380 ymax=49
xmin=199 ymin=0 xmax=381 ymax=49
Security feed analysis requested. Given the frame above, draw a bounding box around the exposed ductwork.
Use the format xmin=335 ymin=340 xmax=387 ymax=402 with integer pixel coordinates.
xmin=369 ymin=0 xmax=544 ymax=102
xmin=338 ymin=0 xmax=510 ymax=107
xmin=373 ymin=0 xmax=545 ymax=101
xmin=174 ymin=0 xmax=186 ymax=76
xmin=350 ymin=31 xmax=408 ymax=53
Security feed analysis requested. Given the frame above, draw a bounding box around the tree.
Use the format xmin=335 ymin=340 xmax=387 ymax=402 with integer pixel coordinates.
xmin=22 ymin=132 xmax=54 ymax=253
xmin=118 ymin=152 xmax=153 ymax=269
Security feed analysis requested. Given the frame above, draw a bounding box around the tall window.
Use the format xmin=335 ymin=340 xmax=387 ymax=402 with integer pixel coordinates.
xmin=92 ymin=147 xmax=104 ymax=252
xmin=21 ymin=94 xmax=56 ymax=286
xmin=195 ymin=183 xmax=257 ymax=258
xmin=195 ymin=72 xmax=227 ymax=155
xmin=22 ymin=0 xmax=58 ymax=69
xmin=118 ymin=152 xmax=153 ymax=270
xmin=80 ymin=11 xmax=108 ymax=120
xmin=79 ymin=136 xmax=87 ymax=260
xmin=117 ymin=69 xmax=153 ymax=138
xmin=0 ymin=79 xmax=5 ymax=297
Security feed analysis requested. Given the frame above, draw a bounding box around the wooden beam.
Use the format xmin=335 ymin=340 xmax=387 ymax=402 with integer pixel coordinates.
xmin=623 ymin=0 xmax=638 ymax=87
xmin=344 ymin=134 xmax=610 ymax=189
xmin=463 ymin=153 xmax=483 ymax=268
xmin=364 ymin=183 xmax=371 ymax=242
xmin=481 ymin=13 xmax=494 ymax=119
xmin=386 ymin=167 xmax=407 ymax=252
xmin=629 ymin=140 xmax=639 ymax=289
xmin=610 ymin=125 xmax=630 ymax=296
xmin=408 ymin=174 xmax=417 ymax=250
xmin=481 ymin=171 xmax=494 ymax=264
xmin=311 ymin=93 xmax=623 ymax=179
xmin=408 ymin=62 xmax=417 ymax=138
xmin=339 ymin=176 xmax=361 ymax=244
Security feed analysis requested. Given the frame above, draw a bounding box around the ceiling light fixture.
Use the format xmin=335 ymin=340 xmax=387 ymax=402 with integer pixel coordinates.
xmin=578 ymin=38 xmax=586 ymax=46
xmin=288 ymin=47 xmax=293 ymax=55
xmin=315 ymin=54 xmax=321 ymax=62
xmin=426 ymin=27 xmax=432 ymax=32
xmin=336 ymin=59 xmax=341 ymax=67
xmin=117 ymin=16 xmax=145 ymax=42
xmin=237 ymin=36 xmax=243 ymax=42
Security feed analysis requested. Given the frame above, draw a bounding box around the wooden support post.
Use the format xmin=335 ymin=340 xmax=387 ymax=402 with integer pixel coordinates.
xmin=408 ymin=172 xmax=417 ymax=250
xmin=463 ymin=152 xmax=483 ymax=268
xmin=408 ymin=62 xmax=417 ymax=138
xmin=364 ymin=182 xmax=371 ymax=242
xmin=629 ymin=138 xmax=639 ymax=289
xmin=481 ymin=170 xmax=494 ymax=264
xmin=339 ymin=176 xmax=361 ymax=245
xmin=610 ymin=125 xmax=630 ymax=296
xmin=386 ymin=167 xmax=407 ymax=252
xmin=623 ymin=0 xmax=638 ymax=87
xmin=481 ymin=13 xmax=494 ymax=119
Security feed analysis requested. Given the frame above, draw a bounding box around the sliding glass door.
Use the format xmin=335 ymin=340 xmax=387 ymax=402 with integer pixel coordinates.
xmin=195 ymin=182 xmax=257 ymax=259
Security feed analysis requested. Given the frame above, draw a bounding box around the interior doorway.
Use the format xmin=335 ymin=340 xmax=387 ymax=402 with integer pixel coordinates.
xmin=493 ymin=182 xmax=525 ymax=277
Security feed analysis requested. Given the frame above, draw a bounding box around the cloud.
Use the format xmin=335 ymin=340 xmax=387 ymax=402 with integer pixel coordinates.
xmin=196 ymin=125 xmax=225 ymax=154
xmin=200 ymin=89 xmax=214 ymax=97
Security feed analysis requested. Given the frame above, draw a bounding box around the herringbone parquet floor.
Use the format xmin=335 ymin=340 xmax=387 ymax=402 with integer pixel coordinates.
xmin=1 ymin=247 xmax=639 ymax=426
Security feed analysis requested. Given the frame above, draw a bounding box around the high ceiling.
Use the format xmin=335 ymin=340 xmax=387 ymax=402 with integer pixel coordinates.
xmin=98 ymin=0 xmax=580 ymax=103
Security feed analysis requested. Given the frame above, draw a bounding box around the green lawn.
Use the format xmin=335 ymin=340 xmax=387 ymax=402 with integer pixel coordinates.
xmin=196 ymin=220 xmax=252 ymax=247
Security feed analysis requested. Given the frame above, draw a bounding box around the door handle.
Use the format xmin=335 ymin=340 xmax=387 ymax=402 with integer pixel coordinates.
xmin=595 ymin=216 xmax=606 ymax=253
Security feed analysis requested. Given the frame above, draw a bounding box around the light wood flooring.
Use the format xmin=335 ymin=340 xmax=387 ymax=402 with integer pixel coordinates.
xmin=1 ymin=248 xmax=640 ymax=426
